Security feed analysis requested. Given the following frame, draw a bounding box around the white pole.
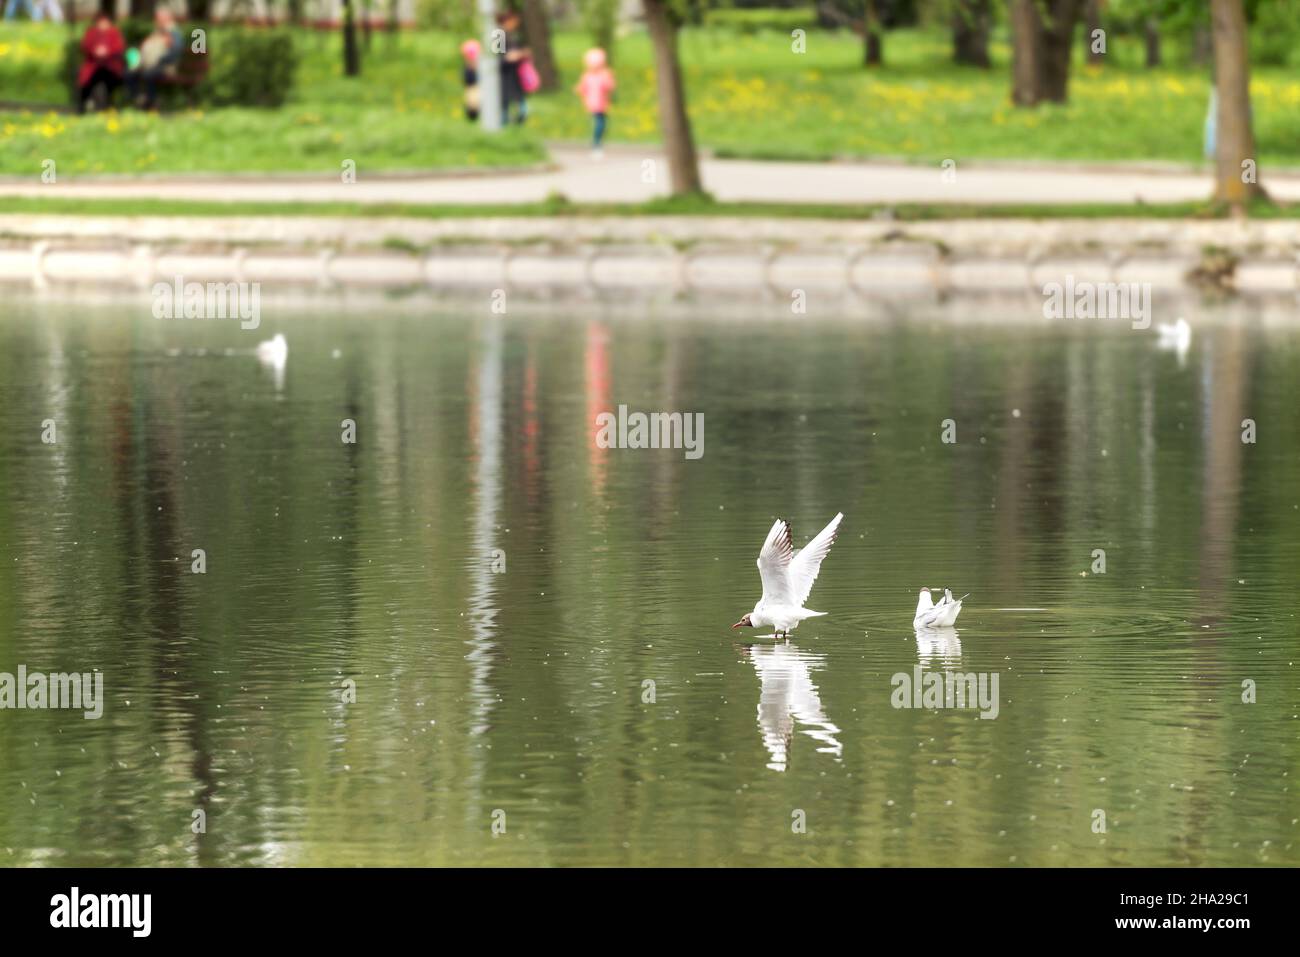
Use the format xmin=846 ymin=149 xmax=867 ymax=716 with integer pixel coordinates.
xmin=477 ymin=0 xmax=502 ymax=132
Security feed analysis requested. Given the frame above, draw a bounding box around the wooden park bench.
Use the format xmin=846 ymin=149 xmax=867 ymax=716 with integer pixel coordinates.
xmin=158 ymin=47 xmax=210 ymax=108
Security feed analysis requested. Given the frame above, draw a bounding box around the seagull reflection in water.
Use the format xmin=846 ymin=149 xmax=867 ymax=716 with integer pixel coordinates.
xmin=914 ymin=625 xmax=963 ymax=666
xmin=738 ymin=642 xmax=842 ymax=773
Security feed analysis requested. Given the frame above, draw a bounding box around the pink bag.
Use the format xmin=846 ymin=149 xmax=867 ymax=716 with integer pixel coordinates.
xmin=518 ymin=58 xmax=540 ymax=94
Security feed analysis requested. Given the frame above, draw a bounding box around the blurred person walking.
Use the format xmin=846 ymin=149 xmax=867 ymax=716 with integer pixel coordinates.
xmin=496 ymin=9 xmax=530 ymax=125
xmin=460 ymin=39 xmax=481 ymax=121
xmin=574 ymin=47 xmax=615 ymax=159
xmin=4 ymin=0 xmax=61 ymax=19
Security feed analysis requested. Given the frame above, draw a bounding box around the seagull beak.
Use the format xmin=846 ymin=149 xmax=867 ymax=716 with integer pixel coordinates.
xmin=731 ymin=619 xmax=745 ymax=630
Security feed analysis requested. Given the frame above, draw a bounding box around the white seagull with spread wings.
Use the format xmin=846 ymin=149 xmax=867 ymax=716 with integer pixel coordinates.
xmin=733 ymin=512 xmax=843 ymax=639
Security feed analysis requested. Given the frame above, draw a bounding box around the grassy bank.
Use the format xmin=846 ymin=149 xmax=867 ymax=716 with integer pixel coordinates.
xmin=3 ymin=22 xmax=1300 ymax=175
xmin=0 ymin=103 xmax=543 ymax=176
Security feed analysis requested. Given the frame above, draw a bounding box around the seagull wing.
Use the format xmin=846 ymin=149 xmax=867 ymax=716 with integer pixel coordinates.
xmin=787 ymin=512 xmax=843 ymax=607
xmin=915 ymin=606 xmax=947 ymax=628
xmin=756 ymin=518 xmax=796 ymax=606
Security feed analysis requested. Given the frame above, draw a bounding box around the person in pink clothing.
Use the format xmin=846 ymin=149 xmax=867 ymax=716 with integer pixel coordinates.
xmin=460 ymin=39 xmax=481 ymax=121
xmin=574 ymin=48 xmax=615 ymax=158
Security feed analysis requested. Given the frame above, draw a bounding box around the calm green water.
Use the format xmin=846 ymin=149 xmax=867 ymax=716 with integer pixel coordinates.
xmin=0 ymin=297 xmax=1297 ymax=867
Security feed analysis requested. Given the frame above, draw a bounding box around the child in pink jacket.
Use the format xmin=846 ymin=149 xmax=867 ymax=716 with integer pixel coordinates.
xmin=574 ymin=48 xmax=615 ymax=159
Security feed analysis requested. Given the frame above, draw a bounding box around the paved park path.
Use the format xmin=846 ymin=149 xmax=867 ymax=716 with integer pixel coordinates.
xmin=3 ymin=145 xmax=1299 ymax=207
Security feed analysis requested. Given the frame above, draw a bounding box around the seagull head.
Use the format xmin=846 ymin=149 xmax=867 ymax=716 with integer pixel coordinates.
xmin=731 ymin=614 xmax=753 ymax=630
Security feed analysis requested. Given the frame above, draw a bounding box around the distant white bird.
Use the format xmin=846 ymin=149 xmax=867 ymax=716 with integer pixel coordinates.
xmin=256 ymin=333 xmax=288 ymax=366
xmin=1156 ymin=318 xmax=1191 ymax=355
xmin=733 ymin=512 xmax=843 ymax=639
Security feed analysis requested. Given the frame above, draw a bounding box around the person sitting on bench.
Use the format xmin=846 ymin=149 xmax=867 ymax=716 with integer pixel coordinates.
xmin=76 ymin=11 xmax=125 ymax=113
xmin=126 ymin=6 xmax=183 ymax=110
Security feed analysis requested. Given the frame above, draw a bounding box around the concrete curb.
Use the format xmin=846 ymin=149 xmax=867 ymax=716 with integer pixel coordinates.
xmin=0 ymin=161 xmax=557 ymax=187
xmin=1 ymin=215 xmax=1298 ymax=297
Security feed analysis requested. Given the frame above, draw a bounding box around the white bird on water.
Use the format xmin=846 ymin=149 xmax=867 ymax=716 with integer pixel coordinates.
xmin=914 ymin=587 xmax=967 ymax=628
xmin=1156 ymin=318 xmax=1191 ymax=356
xmin=256 ymin=333 xmax=288 ymax=366
xmin=255 ymin=334 xmax=288 ymax=390
xmin=732 ymin=512 xmax=843 ymax=639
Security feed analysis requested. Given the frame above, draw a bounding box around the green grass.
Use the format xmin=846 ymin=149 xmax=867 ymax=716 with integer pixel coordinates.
xmin=0 ymin=102 xmax=543 ymax=176
xmin=0 ymin=193 xmax=1289 ymax=222
xmin=3 ymin=21 xmax=1300 ymax=176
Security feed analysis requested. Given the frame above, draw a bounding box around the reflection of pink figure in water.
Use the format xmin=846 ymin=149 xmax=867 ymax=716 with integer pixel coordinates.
xmin=584 ymin=320 xmax=610 ymax=496
xmin=521 ymin=350 xmax=542 ymax=506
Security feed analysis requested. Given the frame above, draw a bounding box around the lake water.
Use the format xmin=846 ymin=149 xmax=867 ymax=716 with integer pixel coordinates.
xmin=0 ymin=296 xmax=1296 ymax=866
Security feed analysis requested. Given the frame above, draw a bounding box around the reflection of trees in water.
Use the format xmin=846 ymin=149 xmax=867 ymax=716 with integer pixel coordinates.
xmin=461 ymin=318 xmax=504 ymax=849
xmin=466 ymin=317 xmax=503 ymax=738
xmin=99 ymin=339 xmax=220 ymax=863
xmin=994 ymin=355 xmax=1034 ymax=597
xmin=1195 ymin=324 xmax=1245 ymax=631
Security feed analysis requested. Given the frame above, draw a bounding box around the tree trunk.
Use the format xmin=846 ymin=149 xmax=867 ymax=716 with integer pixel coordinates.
xmin=1038 ymin=0 xmax=1082 ymax=101
xmin=342 ymin=0 xmax=361 ymax=77
xmin=1211 ymin=0 xmax=1263 ymax=206
xmin=642 ymin=0 xmax=703 ymax=196
xmin=188 ymin=0 xmax=211 ymax=21
xmin=1144 ymin=18 xmax=1161 ymax=67
xmin=1084 ymin=0 xmax=1102 ymax=64
xmin=1010 ymin=0 xmax=1041 ymax=105
xmin=1011 ymin=0 xmax=1083 ymax=106
xmin=863 ymin=0 xmax=882 ymax=66
xmin=952 ymin=0 xmax=990 ymax=68
xmin=522 ymin=0 xmax=559 ymax=92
